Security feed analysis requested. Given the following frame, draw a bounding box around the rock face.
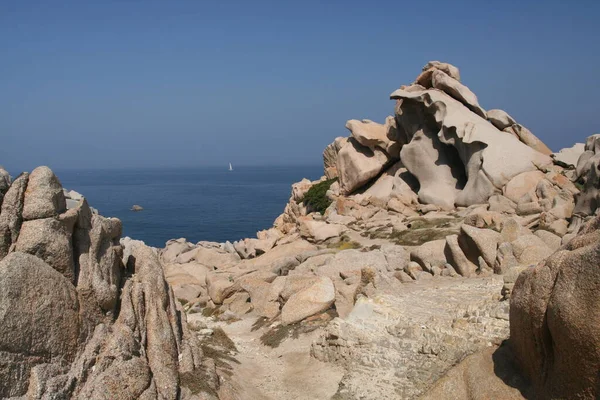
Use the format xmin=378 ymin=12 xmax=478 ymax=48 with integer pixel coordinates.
xmin=323 ymin=137 xmax=348 ymax=179
xmin=337 ymin=137 xmax=390 ymax=195
xmin=553 ymin=142 xmax=585 ymax=167
xmin=0 ymin=167 xmax=217 ymax=399
xmin=510 ymin=215 xmax=600 ymax=399
xmin=574 ymin=134 xmax=600 ymax=215
xmin=391 ymin=86 xmax=551 ymax=208
xmin=0 ymin=252 xmax=80 ymax=398
xmin=0 ymin=167 xmax=10 ymax=204
xmin=312 ymin=276 xmax=510 ymax=399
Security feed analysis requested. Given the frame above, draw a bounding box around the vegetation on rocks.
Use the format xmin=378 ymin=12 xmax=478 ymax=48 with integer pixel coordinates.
xmin=302 ymin=178 xmax=338 ymax=214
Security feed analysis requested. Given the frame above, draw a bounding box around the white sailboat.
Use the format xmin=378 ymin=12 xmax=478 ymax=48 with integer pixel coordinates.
xmin=229 ymin=162 xmax=233 ymax=171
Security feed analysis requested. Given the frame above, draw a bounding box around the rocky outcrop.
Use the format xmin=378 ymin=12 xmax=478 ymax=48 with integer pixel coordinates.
xmin=510 ymin=214 xmax=600 ymax=399
xmin=391 ymin=87 xmax=551 ymax=208
xmin=0 ymin=167 xmax=217 ymax=399
xmin=0 ymin=167 xmax=10 ymax=205
xmin=323 ymin=137 xmax=347 ymax=179
xmin=337 ymin=137 xmax=391 ymax=195
xmin=573 ymin=133 xmax=600 ymax=215
xmin=552 ymin=142 xmax=585 ymax=168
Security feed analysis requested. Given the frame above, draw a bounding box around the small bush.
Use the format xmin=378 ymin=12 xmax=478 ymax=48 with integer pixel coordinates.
xmin=302 ymin=178 xmax=338 ymax=214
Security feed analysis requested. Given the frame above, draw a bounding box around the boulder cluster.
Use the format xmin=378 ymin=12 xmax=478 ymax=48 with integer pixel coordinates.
xmin=159 ymin=62 xmax=600 ymax=398
xmin=0 ymin=167 xmax=218 ymax=399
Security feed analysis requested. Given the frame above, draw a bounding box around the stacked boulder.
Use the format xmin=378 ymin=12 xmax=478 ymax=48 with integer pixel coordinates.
xmin=0 ymin=167 xmax=218 ymax=399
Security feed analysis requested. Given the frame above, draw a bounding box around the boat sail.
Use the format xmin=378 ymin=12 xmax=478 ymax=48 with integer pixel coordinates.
xmin=229 ymin=163 xmax=233 ymax=171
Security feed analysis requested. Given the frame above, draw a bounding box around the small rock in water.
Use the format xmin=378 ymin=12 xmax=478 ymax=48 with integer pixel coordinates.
xmin=131 ymin=204 xmax=143 ymax=212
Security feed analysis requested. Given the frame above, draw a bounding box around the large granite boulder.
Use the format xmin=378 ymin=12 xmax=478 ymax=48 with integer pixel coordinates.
xmin=0 ymin=173 xmax=28 ymax=259
xmin=510 ymin=215 xmax=600 ymax=399
xmin=391 ymin=87 xmax=551 ymax=208
xmin=431 ymin=69 xmax=486 ymax=118
xmin=415 ymin=60 xmax=461 ymax=87
xmin=0 ymin=252 xmax=80 ymax=398
xmin=323 ymin=137 xmax=348 ymax=180
xmin=22 ymin=166 xmax=66 ymax=221
xmin=486 ymin=109 xmax=516 ymax=130
xmin=337 ymin=137 xmax=390 ymax=195
xmin=281 ymin=276 xmax=335 ymax=325
xmin=552 ymin=142 xmax=585 ymax=168
xmin=0 ymin=167 xmax=10 ymax=204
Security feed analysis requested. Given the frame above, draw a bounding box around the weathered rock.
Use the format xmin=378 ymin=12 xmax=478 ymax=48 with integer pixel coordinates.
xmin=346 ymin=119 xmax=391 ymax=152
xmin=398 ymin=116 xmax=464 ymax=210
xmin=337 ymin=138 xmax=390 ymax=195
xmin=574 ymin=135 xmax=600 ymax=216
xmin=205 ymin=272 xmax=235 ymax=304
xmin=552 ymin=142 xmax=585 ymax=167
xmin=533 ymin=229 xmax=562 ymax=251
xmin=291 ymin=178 xmax=313 ymax=203
xmin=503 ymin=124 xmax=552 ymax=155
xmin=511 ymin=216 xmax=600 ymax=398
xmin=281 ymin=276 xmax=335 ymax=325
xmin=363 ymin=161 xmax=419 ymax=208
xmin=410 ymin=239 xmax=447 ymax=273
xmin=298 ymin=218 xmax=344 ymax=242
xmin=312 ymin=275 xmax=510 ymax=399
xmin=486 ymin=109 xmax=516 ymax=130
xmin=15 ymin=214 xmax=77 ymax=282
xmin=499 ymin=218 xmax=530 ymax=243
xmin=22 ymin=166 xmax=66 ymax=220
xmin=161 ymin=238 xmax=195 ymax=263
xmin=415 ymin=61 xmax=461 ymax=87
xmin=316 ymin=249 xmax=389 ymax=281
xmin=459 ymin=224 xmax=500 ymax=269
xmin=495 ymin=242 xmax=520 ymax=275
xmin=75 ymin=212 xmax=124 ymax=313
xmin=176 ymin=245 xmax=240 ymax=269
xmin=487 ymin=194 xmax=516 ymax=214
xmin=0 ymin=252 xmax=80 ymax=398
xmin=420 ymin=344 xmax=529 ymax=400
xmin=323 ymin=136 xmax=348 ymax=179
xmin=0 ymin=173 xmax=28 ymax=259
xmin=431 ymin=69 xmax=486 ymax=118
xmin=444 ymin=234 xmax=477 ymax=277
xmin=502 ymin=171 xmax=546 ymax=203
xmin=510 ymin=234 xmax=552 ymax=266
xmin=391 ymin=87 xmax=551 ymax=208
xmin=0 ymin=167 xmax=10 ymax=203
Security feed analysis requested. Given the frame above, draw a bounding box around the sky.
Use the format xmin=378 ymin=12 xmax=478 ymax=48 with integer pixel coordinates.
xmin=1 ymin=0 xmax=599 ymax=172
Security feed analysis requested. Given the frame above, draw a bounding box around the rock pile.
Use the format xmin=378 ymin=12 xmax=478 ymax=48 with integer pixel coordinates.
xmin=158 ymin=61 xmax=599 ymax=399
xmin=0 ymin=167 xmax=218 ymax=399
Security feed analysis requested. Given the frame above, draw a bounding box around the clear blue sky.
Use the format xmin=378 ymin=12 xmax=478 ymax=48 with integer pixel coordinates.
xmin=1 ymin=0 xmax=599 ymax=171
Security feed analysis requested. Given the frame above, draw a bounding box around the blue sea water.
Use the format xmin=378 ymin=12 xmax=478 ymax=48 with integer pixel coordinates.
xmin=56 ymin=166 xmax=323 ymax=248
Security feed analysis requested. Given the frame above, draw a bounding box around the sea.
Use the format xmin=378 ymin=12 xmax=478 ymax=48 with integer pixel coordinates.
xmin=55 ymin=166 xmax=323 ymax=248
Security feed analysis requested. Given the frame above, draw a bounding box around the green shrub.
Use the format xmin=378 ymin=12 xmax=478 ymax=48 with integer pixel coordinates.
xmin=302 ymin=178 xmax=337 ymax=214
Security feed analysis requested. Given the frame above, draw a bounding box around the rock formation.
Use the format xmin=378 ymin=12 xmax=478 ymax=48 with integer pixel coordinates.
xmin=0 ymin=167 xmax=218 ymax=399
xmin=153 ymin=61 xmax=598 ymax=399
xmin=3 ymin=60 xmax=598 ymax=399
